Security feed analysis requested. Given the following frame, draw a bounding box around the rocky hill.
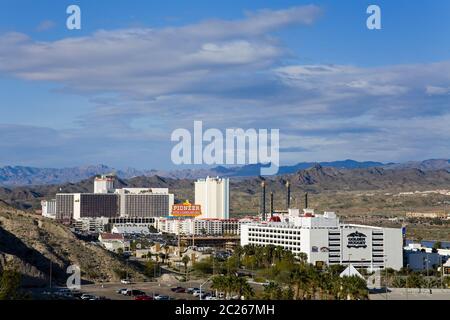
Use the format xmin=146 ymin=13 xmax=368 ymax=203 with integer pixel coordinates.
xmin=0 ymin=203 xmax=147 ymax=287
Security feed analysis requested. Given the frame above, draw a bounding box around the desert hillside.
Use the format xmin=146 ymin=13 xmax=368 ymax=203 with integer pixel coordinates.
xmin=0 ymin=202 xmax=146 ymax=287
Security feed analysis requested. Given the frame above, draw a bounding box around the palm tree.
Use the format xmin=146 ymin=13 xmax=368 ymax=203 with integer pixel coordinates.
xmin=297 ymin=252 xmax=308 ymax=264
xmin=182 ymin=255 xmax=190 ymax=273
xmin=254 ymin=247 xmax=265 ymax=269
xmin=340 ymin=276 xmax=368 ymax=300
xmin=163 ymin=245 xmax=170 ymax=256
xmin=234 ymin=246 xmax=244 ymax=268
xmin=236 ymin=277 xmax=254 ymax=299
xmin=211 ymin=276 xmax=226 ymax=297
xmin=243 ymin=245 xmax=255 ymax=257
xmin=263 ymin=245 xmax=276 ymax=267
xmin=306 ymin=267 xmax=320 ymax=299
xmin=263 ymin=281 xmax=283 ymax=300
xmin=290 ymin=267 xmax=310 ymax=299
xmin=159 ymin=252 xmax=166 ymax=265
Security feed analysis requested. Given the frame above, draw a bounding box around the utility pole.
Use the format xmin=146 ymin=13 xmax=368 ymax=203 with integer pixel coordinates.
xmin=261 ymin=181 xmax=266 ymax=221
xmin=385 ymin=257 xmax=388 ymax=300
xmin=125 ymin=258 xmax=129 ymax=281
xmin=178 ymin=232 xmax=181 ymax=257
xmin=426 ymin=254 xmax=430 ymax=293
xmin=49 ymin=261 xmax=52 ymax=290
xmin=406 ymin=264 xmax=409 ymax=300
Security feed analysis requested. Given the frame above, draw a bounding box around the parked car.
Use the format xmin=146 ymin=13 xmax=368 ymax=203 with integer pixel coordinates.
xmin=135 ymin=295 xmax=153 ymax=301
xmin=72 ymin=292 xmax=83 ymax=299
xmin=121 ymin=279 xmax=132 ymax=284
xmin=120 ymin=289 xmax=131 ymax=295
xmin=154 ymin=295 xmax=170 ymax=300
xmin=116 ymin=288 xmax=127 ymax=294
xmin=192 ymin=289 xmax=203 ymax=297
xmin=171 ymin=286 xmax=186 ymax=293
xmin=187 ymin=287 xmax=199 ymax=294
xmin=80 ymin=294 xmax=96 ymax=300
xmin=125 ymin=289 xmax=146 ymax=297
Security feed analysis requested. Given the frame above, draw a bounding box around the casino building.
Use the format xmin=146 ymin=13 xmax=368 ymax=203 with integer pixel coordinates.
xmin=240 ymin=209 xmax=403 ymax=270
xmin=49 ymin=176 xmax=174 ymax=224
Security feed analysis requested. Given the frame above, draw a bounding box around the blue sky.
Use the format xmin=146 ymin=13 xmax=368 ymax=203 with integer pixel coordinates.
xmin=0 ymin=0 xmax=449 ymax=169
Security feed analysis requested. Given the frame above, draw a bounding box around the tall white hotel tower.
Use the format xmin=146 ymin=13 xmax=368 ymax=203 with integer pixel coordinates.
xmin=195 ymin=177 xmax=230 ymax=220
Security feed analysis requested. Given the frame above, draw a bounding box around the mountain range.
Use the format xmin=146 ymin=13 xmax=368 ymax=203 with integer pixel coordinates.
xmin=1 ymin=163 xmax=450 ymax=213
xmin=0 ymin=159 xmax=449 ymax=187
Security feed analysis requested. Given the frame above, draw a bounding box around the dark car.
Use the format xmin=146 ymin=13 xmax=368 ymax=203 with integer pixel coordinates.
xmin=171 ymin=286 xmax=185 ymax=293
xmin=126 ymin=289 xmax=146 ymax=297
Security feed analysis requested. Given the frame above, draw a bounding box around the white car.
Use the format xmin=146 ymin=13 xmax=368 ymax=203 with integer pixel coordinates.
xmin=121 ymin=279 xmax=132 ymax=284
xmin=80 ymin=294 xmax=96 ymax=300
xmin=117 ymin=288 xmax=128 ymax=295
xmin=192 ymin=289 xmax=201 ymax=297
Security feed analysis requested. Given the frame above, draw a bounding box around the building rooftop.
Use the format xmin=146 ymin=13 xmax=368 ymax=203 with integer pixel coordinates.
xmin=99 ymin=233 xmax=124 ymax=241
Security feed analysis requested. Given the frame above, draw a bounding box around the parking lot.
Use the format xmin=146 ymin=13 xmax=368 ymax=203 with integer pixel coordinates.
xmin=370 ymin=288 xmax=450 ymax=300
xmin=79 ymin=280 xmax=213 ymax=300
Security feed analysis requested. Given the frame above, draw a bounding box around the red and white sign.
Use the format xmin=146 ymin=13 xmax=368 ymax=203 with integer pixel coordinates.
xmin=171 ymin=200 xmax=202 ymax=217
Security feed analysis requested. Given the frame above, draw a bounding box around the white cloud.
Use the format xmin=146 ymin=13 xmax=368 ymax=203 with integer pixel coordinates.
xmin=0 ymin=5 xmax=321 ymax=99
xmin=426 ymin=85 xmax=450 ymax=95
xmin=36 ymin=20 xmax=56 ymax=32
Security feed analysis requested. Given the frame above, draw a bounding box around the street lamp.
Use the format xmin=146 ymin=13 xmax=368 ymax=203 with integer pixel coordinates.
xmin=199 ymin=275 xmax=216 ymax=300
xmin=425 ymin=254 xmax=431 ymax=293
xmin=384 ymin=256 xmax=388 ymax=300
xmin=405 ymin=264 xmax=409 ymax=300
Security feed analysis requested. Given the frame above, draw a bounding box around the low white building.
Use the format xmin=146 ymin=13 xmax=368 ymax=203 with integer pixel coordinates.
xmin=111 ymin=225 xmax=150 ymax=235
xmin=241 ymin=209 xmax=403 ymax=270
xmin=155 ymin=217 xmax=255 ymax=236
xmin=41 ymin=199 xmax=56 ymax=219
xmin=74 ymin=217 xmax=109 ymax=233
xmin=98 ymin=233 xmax=130 ymax=253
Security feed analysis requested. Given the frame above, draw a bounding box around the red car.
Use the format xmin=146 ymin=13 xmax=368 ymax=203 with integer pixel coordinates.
xmin=135 ymin=295 xmax=153 ymax=301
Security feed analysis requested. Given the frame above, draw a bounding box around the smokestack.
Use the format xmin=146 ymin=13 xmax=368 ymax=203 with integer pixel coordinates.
xmin=261 ymin=181 xmax=266 ymax=221
xmin=304 ymin=192 xmax=308 ymax=209
xmin=270 ymin=192 xmax=274 ymax=218
xmin=286 ymin=181 xmax=291 ymax=209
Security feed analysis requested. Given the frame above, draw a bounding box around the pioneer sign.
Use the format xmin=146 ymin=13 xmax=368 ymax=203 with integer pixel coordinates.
xmin=346 ymin=231 xmax=367 ymax=249
xmin=171 ymin=200 xmax=202 ymax=217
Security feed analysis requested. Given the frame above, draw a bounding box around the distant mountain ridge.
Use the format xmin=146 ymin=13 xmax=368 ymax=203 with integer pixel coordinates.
xmin=0 ymin=159 xmax=448 ymax=186
xmin=1 ymin=164 xmax=450 ymax=213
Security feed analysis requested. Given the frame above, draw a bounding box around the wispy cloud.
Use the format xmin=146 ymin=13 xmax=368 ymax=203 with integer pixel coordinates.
xmin=35 ymin=20 xmax=56 ymax=32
